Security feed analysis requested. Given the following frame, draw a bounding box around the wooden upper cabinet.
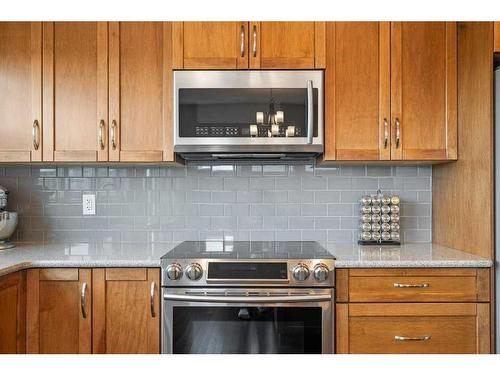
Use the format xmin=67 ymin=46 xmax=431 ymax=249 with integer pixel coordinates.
xmin=109 ymin=22 xmax=173 ymax=162
xmin=391 ymin=22 xmax=457 ymax=161
xmin=173 ymin=22 xmax=249 ymax=69
xmin=0 ymin=22 xmax=42 ymax=162
xmin=42 ymin=22 xmax=108 ymax=162
xmin=93 ymin=268 xmax=160 ymax=354
xmin=250 ymin=22 xmax=325 ymax=69
xmin=0 ymin=271 xmax=26 ymax=354
xmin=494 ymin=22 xmax=500 ymax=52
xmin=324 ymin=22 xmax=390 ymax=161
xmin=26 ymin=269 xmax=92 ymax=354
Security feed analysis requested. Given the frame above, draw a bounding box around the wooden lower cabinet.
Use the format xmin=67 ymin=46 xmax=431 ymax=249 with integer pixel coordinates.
xmin=26 ymin=268 xmax=92 ymax=354
xmin=336 ymin=303 xmax=490 ymax=354
xmin=92 ymin=268 xmax=160 ymax=354
xmin=0 ymin=271 xmax=26 ymax=353
xmin=335 ymin=268 xmax=492 ymax=354
xmin=344 ymin=268 xmax=490 ymax=303
xmin=24 ymin=267 xmax=160 ymax=354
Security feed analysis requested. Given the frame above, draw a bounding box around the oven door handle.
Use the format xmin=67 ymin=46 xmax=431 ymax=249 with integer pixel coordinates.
xmin=306 ymin=80 xmax=314 ymax=145
xmin=163 ymin=293 xmax=331 ymax=303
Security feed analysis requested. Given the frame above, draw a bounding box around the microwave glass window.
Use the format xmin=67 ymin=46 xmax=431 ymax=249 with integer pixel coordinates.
xmin=178 ymin=88 xmax=318 ymax=138
xmin=172 ymin=306 xmax=322 ymax=354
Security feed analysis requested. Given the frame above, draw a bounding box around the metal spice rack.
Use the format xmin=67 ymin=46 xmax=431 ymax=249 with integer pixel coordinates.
xmin=358 ymin=189 xmax=401 ymax=246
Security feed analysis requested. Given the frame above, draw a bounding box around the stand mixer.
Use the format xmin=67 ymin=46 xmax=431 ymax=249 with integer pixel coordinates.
xmin=0 ymin=185 xmax=17 ymax=250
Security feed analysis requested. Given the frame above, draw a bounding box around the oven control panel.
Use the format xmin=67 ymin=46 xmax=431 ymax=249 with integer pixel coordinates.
xmin=161 ymin=259 xmax=335 ymax=288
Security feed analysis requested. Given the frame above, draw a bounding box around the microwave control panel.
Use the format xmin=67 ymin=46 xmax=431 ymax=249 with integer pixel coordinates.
xmin=193 ymin=125 xmax=302 ymax=138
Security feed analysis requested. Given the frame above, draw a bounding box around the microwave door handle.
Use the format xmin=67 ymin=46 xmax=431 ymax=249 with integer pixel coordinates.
xmin=306 ymin=80 xmax=314 ymax=145
xmin=163 ymin=293 xmax=331 ymax=303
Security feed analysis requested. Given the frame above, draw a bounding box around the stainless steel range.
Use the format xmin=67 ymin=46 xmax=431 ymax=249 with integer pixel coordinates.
xmin=161 ymin=241 xmax=335 ymax=354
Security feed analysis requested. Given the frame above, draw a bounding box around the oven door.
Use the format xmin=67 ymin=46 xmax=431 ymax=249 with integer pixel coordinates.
xmin=162 ymin=288 xmax=334 ymax=354
xmin=173 ymin=70 xmax=324 ymax=154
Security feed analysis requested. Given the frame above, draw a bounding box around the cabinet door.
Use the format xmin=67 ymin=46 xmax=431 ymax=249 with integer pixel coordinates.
xmin=324 ymin=22 xmax=390 ymax=161
xmin=109 ymin=22 xmax=173 ymax=162
xmin=26 ymin=269 xmax=91 ymax=354
xmin=93 ymin=268 xmax=160 ymax=354
xmin=0 ymin=22 xmax=42 ymax=162
xmin=0 ymin=271 xmax=26 ymax=354
xmin=173 ymin=22 xmax=249 ymax=69
xmin=250 ymin=22 xmax=325 ymax=69
xmin=336 ymin=303 xmax=490 ymax=354
xmin=42 ymin=22 xmax=108 ymax=162
xmin=391 ymin=22 xmax=457 ymax=160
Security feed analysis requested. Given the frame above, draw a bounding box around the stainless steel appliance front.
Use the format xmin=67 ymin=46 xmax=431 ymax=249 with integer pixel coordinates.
xmin=162 ymin=287 xmax=334 ymax=354
xmin=173 ymin=70 xmax=324 ymax=158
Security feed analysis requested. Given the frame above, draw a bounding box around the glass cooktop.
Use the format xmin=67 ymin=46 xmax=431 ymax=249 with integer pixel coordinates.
xmin=161 ymin=241 xmax=334 ymax=260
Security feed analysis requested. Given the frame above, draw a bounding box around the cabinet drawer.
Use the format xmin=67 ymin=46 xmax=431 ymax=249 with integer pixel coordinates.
xmin=337 ymin=268 xmax=490 ymax=302
xmin=337 ymin=303 xmax=490 ymax=354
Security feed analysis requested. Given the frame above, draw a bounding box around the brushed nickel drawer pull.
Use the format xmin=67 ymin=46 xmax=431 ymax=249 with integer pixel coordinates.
xmin=395 ymin=335 xmax=431 ymax=341
xmin=393 ymin=282 xmax=430 ymax=288
xmin=252 ymin=25 xmax=257 ymax=57
xmin=150 ymin=281 xmax=156 ymax=317
xmin=81 ymin=282 xmax=88 ymax=319
xmin=111 ymin=120 xmax=117 ymax=150
xmin=383 ymin=118 xmax=388 ymax=148
xmin=99 ymin=120 xmax=105 ymax=150
xmin=32 ymin=120 xmax=40 ymax=150
xmin=240 ymin=25 xmax=245 ymax=57
xmin=395 ymin=118 xmax=400 ymax=148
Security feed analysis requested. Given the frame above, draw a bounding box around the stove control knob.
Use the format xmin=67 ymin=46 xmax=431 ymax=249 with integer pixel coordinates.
xmin=292 ymin=264 xmax=310 ymax=281
xmin=313 ymin=264 xmax=329 ymax=282
xmin=166 ymin=263 xmax=183 ymax=280
xmin=185 ymin=263 xmax=203 ymax=281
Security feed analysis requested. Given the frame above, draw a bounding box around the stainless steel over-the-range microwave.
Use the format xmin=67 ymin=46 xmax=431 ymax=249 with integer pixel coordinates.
xmin=173 ymin=70 xmax=324 ymax=161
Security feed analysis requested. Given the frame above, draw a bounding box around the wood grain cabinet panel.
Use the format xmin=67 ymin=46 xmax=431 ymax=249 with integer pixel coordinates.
xmin=26 ymin=268 xmax=92 ymax=354
xmin=250 ymin=22 xmax=324 ymax=69
xmin=173 ymin=22 xmax=248 ymax=69
xmin=346 ymin=268 xmax=489 ymax=303
xmin=108 ymin=22 xmax=173 ymax=162
xmin=494 ymin=22 xmax=500 ymax=52
xmin=391 ymin=22 xmax=457 ymax=161
xmin=0 ymin=22 xmax=42 ymax=162
xmin=0 ymin=271 xmax=26 ymax=354
xmin=42 ymin=22 xmax=108 ymax=162
xmin=92 ymin=268 xmax=160 ymax=354
xmin=337 ymin=303 xmax=490 ymax=354
xmin=324 ymin=22 xmax=390 ymax=161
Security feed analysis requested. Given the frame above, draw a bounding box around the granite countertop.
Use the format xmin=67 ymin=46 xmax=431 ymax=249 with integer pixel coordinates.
xmin=0 ymin=241 xmax=493 ymax=277
xmin=325 ymin=243 xmax=493 ymax=268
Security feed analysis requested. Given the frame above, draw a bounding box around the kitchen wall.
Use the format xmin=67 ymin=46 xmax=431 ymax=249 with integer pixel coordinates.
xmin=0 ymin=164 xmax=431 ymax=244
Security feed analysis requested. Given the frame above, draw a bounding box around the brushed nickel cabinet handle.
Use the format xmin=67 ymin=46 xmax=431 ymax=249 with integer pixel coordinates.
xmin=383 ymin=118 xmax=388 ymax=149
xmin=240 ymin=25 xmax=245 ymax=57
xmin=32 ymin=120 xmax=40 ymax=150
xmin=393 ymin=282 xmax=430 ymax=288
xmin=395 ymin=118 xmax=400 ymax=148
xmin=252 ymin=25 xmax=257 ymax=57
xmin=150 ymin=281 xmax=156 ymax=317
xmin=99 ymin=120 xmax=105 ymax=150
xmin=111 ymin=120 xmax=117 ymax=150
xmin=395 ymin=335 xmax=431 ymax=341
xmin=81 ymin=282 xmax=88 ymax=319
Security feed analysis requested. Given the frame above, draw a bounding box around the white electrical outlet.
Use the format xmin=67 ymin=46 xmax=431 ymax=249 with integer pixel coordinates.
xmin=82 ymin=194 xmax=96 ymax=215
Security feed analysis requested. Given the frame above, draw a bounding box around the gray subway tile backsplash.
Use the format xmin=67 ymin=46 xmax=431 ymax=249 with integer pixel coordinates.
xmin=1 ymin=164 xmax=432 ymax=243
